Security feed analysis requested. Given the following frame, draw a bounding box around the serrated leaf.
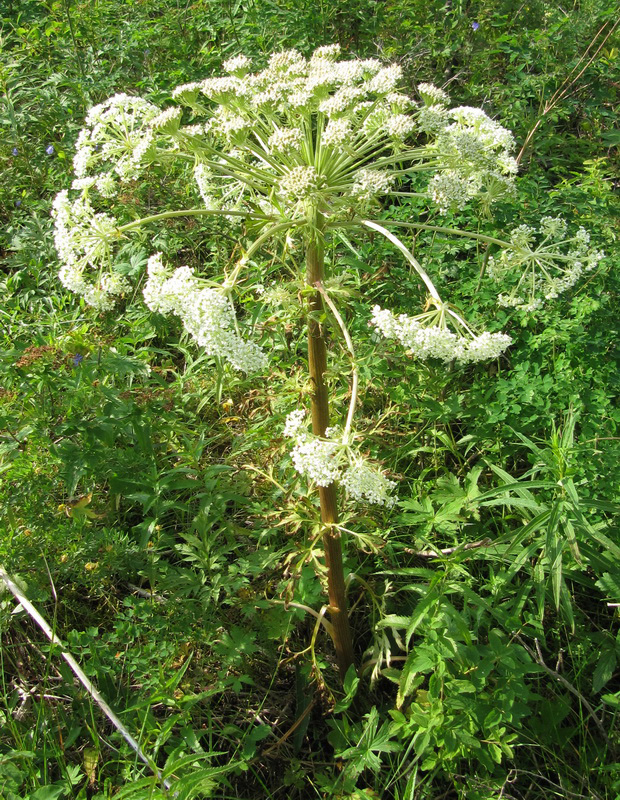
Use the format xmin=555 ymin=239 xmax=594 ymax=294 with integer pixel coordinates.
xmin=596 ymin=572 xmax=620 ymax=602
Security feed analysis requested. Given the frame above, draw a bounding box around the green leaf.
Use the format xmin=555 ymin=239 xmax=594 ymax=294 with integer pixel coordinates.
xmin=405 ymin=586 xmax=441 ymax=646
xmin=593 ymin=648 xmax=617 ymax=693
xmin=601 ymin=694 xmax=620 ymax=708
xmin=28 ymin=787 xmax=65 ymax=800
xmin=596 ymin=572 xmax=620 ymax=602
xmin=397 ymin=650 xmax=435 ymax=707
xmin=333 ymin=664 xmax=360 ymax=713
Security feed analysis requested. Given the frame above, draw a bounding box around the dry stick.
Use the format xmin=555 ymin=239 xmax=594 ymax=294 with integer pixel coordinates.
xmin=305 ymin=211 xmax=355 ymax=680
xmin=514 ymin=633 xmax=612 ymax=751
xmin=0 ymin=566 xmax=172 ymax=792
xmin=517 ymin=18 xmax=619 ymax=164
xmin=405 ymin=538 xmax=493 ymax=558
xmin=261 ymin=697 xmax=317 ymax=756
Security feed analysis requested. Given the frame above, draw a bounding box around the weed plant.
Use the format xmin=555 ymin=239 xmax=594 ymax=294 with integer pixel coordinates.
xmin=1 ymin=2 xmax=619 ymax=799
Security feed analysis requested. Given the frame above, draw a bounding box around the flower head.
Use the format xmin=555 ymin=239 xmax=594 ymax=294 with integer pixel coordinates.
xmin=341 ymin=459 xmax=398 ymax=507
xmin=284 ymin=409 xmax=398 ymax=505
xmin=371 ymin=304 xmax=512 ymax=364
xmin=142 ymin=253 xmax=267 ymax=373
xmin=489 ymin=218 xmax=605 ymax=310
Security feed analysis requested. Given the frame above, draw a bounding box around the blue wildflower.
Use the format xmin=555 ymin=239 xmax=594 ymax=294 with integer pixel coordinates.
xmin=12 ymin=147 xmax=18 ymax=156
xmin=15 ymin=199 xmax=22 ymax=208
xmin=471 ymin=21 xmax=480 ymax=30
xmin=72 ymin=354 xmax=84 ymax=366
xmin=46 ymin=144 xmax=55 ymax=155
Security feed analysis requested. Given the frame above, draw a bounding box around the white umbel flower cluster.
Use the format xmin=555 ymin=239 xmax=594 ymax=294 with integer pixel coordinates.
xmin=371 ymin=305 xmax=512 ymax=364
xmin=283 ymin=410 xmax=397 ymax=505
xmin=143 ymin=253 xmax=267 ymax=373
xmin=194 ymin=163 xmax=218 ymax=208
xmin=165 ymin=46 xmax=460 ymax=217
xmin=417 ymin=83 xmax=450 ymax=106
xmin=73 ymin=94 xmax=161 ymax=181
xmin=278 ymin=166 xmax=321 ymax=199
xmin=52 ymin=190 xmax=128 ymax=310
xmin=291 ymin=437 xmax=341 ymax=487
xmin=487 ymin=217 xmax=605 ymax=310
xmin=322 ymin=118 xmax=352 ymax=148
xmin=341 ymin=459 xmax=398 ymax=508
xmin=55 ymin=46 xmax=530 ymax=311
xmin=429 ymin=106 xmax=517 ymax=213
xmin=350 ymin=169 xmax=395 ymax=201
xmin=268 ymin=127 xmax=303 ymax=153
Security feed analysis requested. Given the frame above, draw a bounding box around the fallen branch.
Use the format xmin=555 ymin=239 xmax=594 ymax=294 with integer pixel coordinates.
xmin=0 ymin=566 xmax=172 ymax=792
xmin=515 ymin=633 xmax=613 ymax=752
xmin=406 ymin=538 xmax=493 ymax=558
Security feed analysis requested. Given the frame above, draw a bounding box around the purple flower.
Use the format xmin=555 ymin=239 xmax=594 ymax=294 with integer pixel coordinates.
xmin=72 ymin=354 xmax=84 ymax=366
xmin=12 ymin=147 xmax=18 ymax=156
xmin=15 ymin=199 xmax=22 ymax=208
xmin=46 ymin=144 xmax=55 ymax=155
xmin=471 ymin=21 xmax=480 ymax=30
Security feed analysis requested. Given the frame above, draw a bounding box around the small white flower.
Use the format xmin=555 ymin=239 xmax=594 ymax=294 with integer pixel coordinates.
xmin=350 ymin=169 xmax=394 ymax=201
xmin=268 ymin=127 xmax=303 ymax=153
xmin=384 ymin=113 xmax=416 ymax=139
xmin=96 ymin=173 xmax=117 ymax=197
xmin=367 ymin=64 xmax=402 ymax=94
xmin=283 ymin=409 xmax=306 ymax=438
xmin=278 ymin=166 xmax=321 ymax=199
xmin=371 ymin=306 xmax=511 ymax=364
xmin=311 ymin=44 xmax=341 ymax=61
xmin=429 ymin=170 xmax=480 ymax=213
xmin=194 ymin=163 xmax=218 ymax=208
xmin=417 ymin=83 xmax=450 ymax=106
xmin=322 ymin=118 xmax=352 ymax=148
xmin=417 ymin=104 xmax=449 ymax=134
xmin=290 ymin=437 xmax=340 ymax=486
xmin=222 ymin=54 xmax=251 ymax=74
xmin=149 ymin=106 xmax=182 ymax=132
xmin=142 ymin=254 xmax=267 ymax=373
xmin=539 ymin=216 xmax=567 ymax=239
xmin=172 ymin=81 xmax=202 ymax=100
xmin=71 ymin=177 xmax=97 ymax=191
xmin=341 ymin=458 xmax=397 ymax=507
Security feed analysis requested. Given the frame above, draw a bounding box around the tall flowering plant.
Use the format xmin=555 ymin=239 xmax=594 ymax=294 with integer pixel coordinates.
xmin=53 ymin=44 xmax=602 ymax=677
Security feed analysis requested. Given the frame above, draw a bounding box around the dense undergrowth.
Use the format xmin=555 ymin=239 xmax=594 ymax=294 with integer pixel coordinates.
xmin=1 ymin=1 xmax=619 ymax=798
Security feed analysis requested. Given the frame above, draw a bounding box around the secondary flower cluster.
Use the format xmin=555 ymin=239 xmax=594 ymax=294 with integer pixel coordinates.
xmin=488 ymin=217 xmax=605 ymax=311
xmin=52 ymin=190 xmax=128 ymax=311
xmin=143 ymin=253 xmax=267 ymax=373
xmin=72 ymin=93 xmax=162 ymax=189
xmin=283 ymin=410 xmax=397 ymax=507
xmin=371 ymin=305 xmax=512 ymax=364
xmin=428 ymin=105 xmax=517 ymax=214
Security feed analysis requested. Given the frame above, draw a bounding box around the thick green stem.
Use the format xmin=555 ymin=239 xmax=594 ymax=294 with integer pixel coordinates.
xmin=305 ymin=210 xmax=355 ymax=680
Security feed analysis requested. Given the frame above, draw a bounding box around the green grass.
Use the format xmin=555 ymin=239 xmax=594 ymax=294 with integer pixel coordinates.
xmin=1 ymin=1 xmax=619 ymax=798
